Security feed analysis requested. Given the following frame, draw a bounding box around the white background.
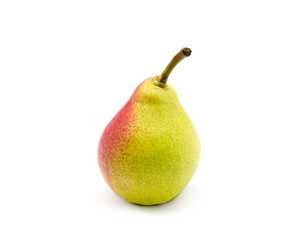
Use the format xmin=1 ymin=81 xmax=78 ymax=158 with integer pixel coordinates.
xmin=0 ymin=0 xmax=308 ymax=239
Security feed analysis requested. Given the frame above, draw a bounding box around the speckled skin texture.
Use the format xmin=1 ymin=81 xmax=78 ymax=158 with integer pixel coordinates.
xmin=98 ymin=77 xmax=200 ymax=205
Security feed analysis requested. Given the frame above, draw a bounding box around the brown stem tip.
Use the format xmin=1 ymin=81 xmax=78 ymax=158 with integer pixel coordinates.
xmin=157 ymin=47 xmax=192 ymax=87
xmin=182 ymin=48 xmax=192 ymax=56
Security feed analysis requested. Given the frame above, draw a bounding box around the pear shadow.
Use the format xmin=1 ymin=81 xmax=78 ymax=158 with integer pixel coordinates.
xmin=129 ymin=185 xmax=200 ymax=213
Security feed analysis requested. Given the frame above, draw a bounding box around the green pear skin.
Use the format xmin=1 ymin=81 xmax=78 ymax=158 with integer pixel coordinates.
xmin=98 ymin=48 xmax=201 ymax=205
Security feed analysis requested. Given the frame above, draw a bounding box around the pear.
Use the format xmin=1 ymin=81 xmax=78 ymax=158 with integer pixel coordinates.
xmin=98 ymin=48 xmax=201 ymax=205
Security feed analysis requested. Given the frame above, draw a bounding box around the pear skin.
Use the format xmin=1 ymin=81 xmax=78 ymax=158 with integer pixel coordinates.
xmin=98 ymin=48 xmax=201 ymax=205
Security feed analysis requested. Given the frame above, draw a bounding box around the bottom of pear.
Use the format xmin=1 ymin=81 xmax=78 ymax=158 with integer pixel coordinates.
xmin=123 ymin=193 xmax=181 ymax=206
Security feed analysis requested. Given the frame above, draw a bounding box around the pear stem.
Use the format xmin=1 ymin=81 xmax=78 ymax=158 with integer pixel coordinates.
xmin=157 ymin=47 xmax=191 ymax=87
